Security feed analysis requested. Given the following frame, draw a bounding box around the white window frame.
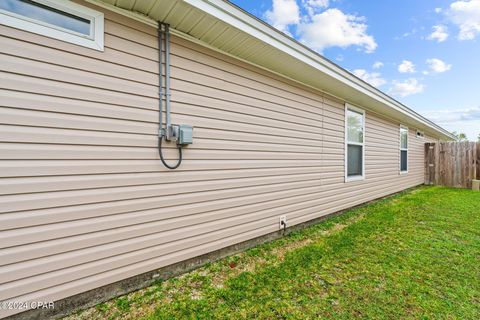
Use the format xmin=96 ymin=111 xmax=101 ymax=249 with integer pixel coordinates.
xmin=345 ymin=104 xmax=365 ymax=182
xmin=0 ymin=0 xmax=104 ymax=51
xmin=400 ymin=125 xmax=409 ymax=174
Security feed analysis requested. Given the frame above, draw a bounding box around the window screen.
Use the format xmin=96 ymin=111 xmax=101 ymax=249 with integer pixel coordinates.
xmin=400 ymin=150 xmax=408 ymax=172
xmin=400 ymin=127 xmax=408 ymax=172
xmin=347 ymin=144 xmax=363 ymax=176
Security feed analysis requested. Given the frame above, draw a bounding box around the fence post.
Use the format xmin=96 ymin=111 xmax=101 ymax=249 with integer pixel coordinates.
xmin=466 ymin=142 xmax=473 ymax=189
xmin=476 ymin=142 xmax=480 ymax=180
xmin=425 ymin=143 xmax=435 ymax=185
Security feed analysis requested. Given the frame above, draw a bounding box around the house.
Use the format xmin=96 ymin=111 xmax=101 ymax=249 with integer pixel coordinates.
xmin=0 ymin=0 xmax=454 ymax=318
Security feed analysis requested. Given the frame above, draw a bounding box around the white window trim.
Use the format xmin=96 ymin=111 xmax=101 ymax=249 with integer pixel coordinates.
xmin=400 ymin=125 xmax=409 ymax=174
xmin=0 ymin=0 xmax=104 ymax=51
xmin=345 ymin=104 xmax=366 ymax=182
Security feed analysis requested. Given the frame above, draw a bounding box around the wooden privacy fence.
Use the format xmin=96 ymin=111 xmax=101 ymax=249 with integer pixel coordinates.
xmin=425 ymin=142 xmax=480 ymax=188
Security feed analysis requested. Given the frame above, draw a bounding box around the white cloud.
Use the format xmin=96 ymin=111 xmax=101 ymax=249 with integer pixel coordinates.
xmin=372 ymin=61 xmax=384 ymax=69
xmin=425 ymin=106 xmax=480 ymax=123
xmin=303 ymin=0 xmax=329 ymax=15
xmin=448 ymin=0 xmax=480 ymax=40
xmin=435 ymin=7 xmax=443 ymax=13
xmin=389 ymin=78 xmax=425 ymax=97
xmin=297 ymin=8 xmax=377 ymax=53
xmin=352 ymin=69 xmax=386 ymax=87
xmin=398 ymin=60 xmax=416 ymax=73
xmin=265 ymin=0 xmax=300 ymax=34
xmin=423 ymin=106 xmax=480 ymax=140
xmin=305 ymin=0 xmax=329 ymax=7
xmin=395 ymin=29 xmax=417 ymax=40
xmin=427 ymin=25 xmax=449 ymax=42
xmin=426 ymin=58 xmax=452 ymax=73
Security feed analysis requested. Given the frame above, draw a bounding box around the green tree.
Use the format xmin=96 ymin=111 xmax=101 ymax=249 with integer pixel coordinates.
xmin=451 ymin=131 xmax=468 ymax=141
xmin=458 ymin=133 xmax=468 ymax=141
xmin=477 ymin=133 xmax=480 ymax=142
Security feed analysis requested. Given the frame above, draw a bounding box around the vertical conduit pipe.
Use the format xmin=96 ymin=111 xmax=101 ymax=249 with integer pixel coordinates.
xmin=165 ymin=24 xmax=171 ymax=132
xmin=158 ymin=23 xmax=163 ymax=137
xmin=157 ymin=22 xmax=183 ymax=169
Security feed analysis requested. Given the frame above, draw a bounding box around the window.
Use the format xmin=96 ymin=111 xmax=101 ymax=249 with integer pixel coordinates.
xmin=345 ymin=105 xmax=365 ymax=181
xmin=400 ymin=126 xmax=408 ymax=173
xmin=0 ymin=0 xmax=104 ymax=50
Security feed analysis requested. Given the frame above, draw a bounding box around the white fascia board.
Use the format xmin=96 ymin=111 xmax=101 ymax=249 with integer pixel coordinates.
xmin=183 ymin=0 xmax=455 ymax=140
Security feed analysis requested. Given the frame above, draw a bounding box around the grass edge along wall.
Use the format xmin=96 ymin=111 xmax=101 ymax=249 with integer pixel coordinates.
xmin=0 ymin=0 xmax=449 ymax=318
xmin=69 ymin=186 xmax=480 ymax=320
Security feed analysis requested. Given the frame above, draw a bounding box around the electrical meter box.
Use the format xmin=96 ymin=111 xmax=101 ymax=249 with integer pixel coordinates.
xmin=177 ymin=124 xmax=193 ymax=145
xmin=166 ymin=124 xmax=193 ymax=145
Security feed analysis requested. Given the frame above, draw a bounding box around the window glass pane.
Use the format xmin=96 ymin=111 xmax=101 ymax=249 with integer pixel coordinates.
xmin=0 ymin=0 xmax=91 ymax=35
xmin=401 ymin=150 xmax=408 ymax=171
xmin=347 ymin=109 xmax=363 ymax=143
xmin=347 ymin=144 xmax=363 ymax=176
xmin=400 ymin=128 xmax=408 ymax=149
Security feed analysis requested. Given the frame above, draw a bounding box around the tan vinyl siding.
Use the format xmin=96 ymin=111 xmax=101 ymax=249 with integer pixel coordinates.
xmin=0 ymin=3 xmax=435 ymax=318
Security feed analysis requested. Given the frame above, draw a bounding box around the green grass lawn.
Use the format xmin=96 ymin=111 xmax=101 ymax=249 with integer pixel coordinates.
xmin=70 ymin=186 xmax=480 ymax=320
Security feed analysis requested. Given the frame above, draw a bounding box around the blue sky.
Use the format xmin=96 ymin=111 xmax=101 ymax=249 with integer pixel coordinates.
xmin=230 ymin=0 xmax=480 ymax=140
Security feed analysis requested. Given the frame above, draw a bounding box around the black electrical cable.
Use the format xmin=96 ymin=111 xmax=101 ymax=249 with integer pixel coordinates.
xmin=158 ymin=136 xmax=183 ymax=170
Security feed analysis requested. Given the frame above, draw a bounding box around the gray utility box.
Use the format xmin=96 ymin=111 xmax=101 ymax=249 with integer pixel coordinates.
xmin=177 ymin=124 xmax=193 ymax=145
xmin=166 ymin=124 xmax=193 ymax=145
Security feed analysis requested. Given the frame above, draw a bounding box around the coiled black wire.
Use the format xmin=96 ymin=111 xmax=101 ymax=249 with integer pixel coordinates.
xmin=158 ymin=136 xmax=182 ymax=170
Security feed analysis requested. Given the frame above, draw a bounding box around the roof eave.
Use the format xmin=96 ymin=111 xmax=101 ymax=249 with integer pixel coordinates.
xmin=184 ymin=0 xmax=454 ymax=140
xmin=91 ymin=0 xmax=455 ymax=140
